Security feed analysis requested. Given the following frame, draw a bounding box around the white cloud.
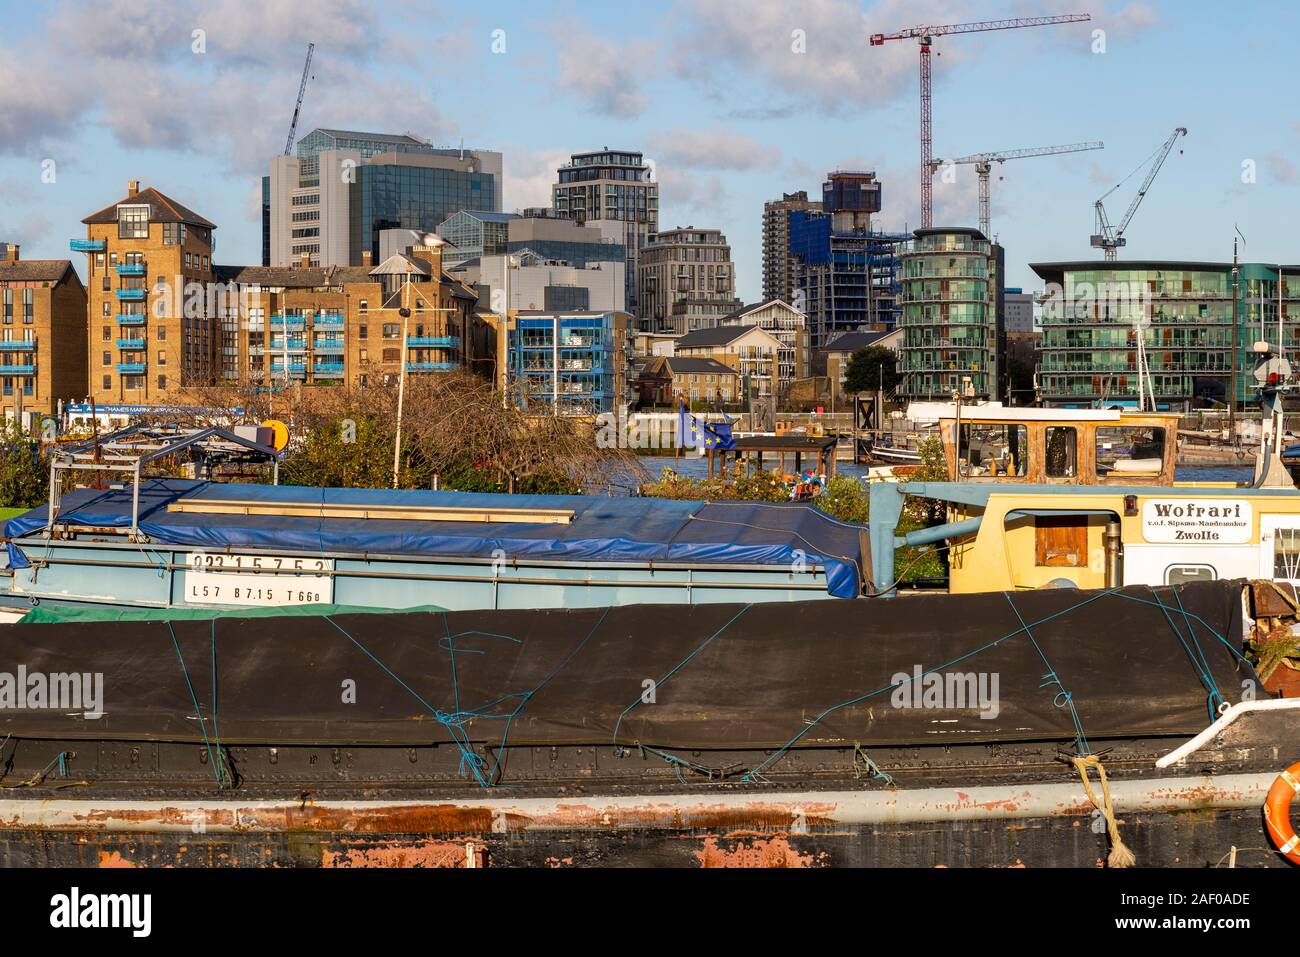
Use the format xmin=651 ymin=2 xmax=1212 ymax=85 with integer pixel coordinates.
xmin=669 ymin=0 xmax=976 ymax=116
xmin=647 ymin=129 xmax=781 ymax=171
xmin=550 ymin=23 xmax=654 ymax=119
xmin=502 ymin=147 xmax=571 ymax=212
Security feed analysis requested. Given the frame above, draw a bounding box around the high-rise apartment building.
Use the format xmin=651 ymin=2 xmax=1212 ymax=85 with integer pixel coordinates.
xmin=266 ymin=129 xmax=502 ymax=268
xmin=636 ymin=227 xmax=740 ymax=335
xmin=788 ymin=172 xmax=907 ymax=348
xmin=762 ymin=190 xmax=821 ymax=303
xmin=73 ymin=181 xmax=220 ymax=405
xmin=898 ymin=227 xmax=999 ymax=401
xmin=0 ymin=243 xmax=87 ymax=422
xmin=552 ymin=150 xmax=657 ymax=315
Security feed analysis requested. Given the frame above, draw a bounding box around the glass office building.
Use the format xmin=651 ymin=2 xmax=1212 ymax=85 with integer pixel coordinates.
xmin=510 ymin=311 xmax=620 ymax=416
xmin=350 ymin=165 xmax=497 ymax=266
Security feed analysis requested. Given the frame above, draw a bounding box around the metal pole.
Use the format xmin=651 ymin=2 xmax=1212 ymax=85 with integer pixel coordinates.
xmin=500 ymin=254 xmax=510 ymax=408
xmin=1229 ymin=237 xmax=1239 ymax=435
xmin=392 ymin=269 xmax=411 ymax=489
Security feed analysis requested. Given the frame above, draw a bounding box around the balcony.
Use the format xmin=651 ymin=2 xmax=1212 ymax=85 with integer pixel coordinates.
xmin=407 ymin=336 xmax=459 ymax=348
xmin=116 ymin=314 xmax=147 ymax=326
xmin=69 ymin=239 xmax=106 ymax=253
xmin=313 ymin=362 xmax=345 ymax=377
xmin=0 ymin=364 xmax=35 ymax=376
xmin=116 ymin=338 xmax=146 ymax=350
xmin=313 ymin=314 xmax=345 ymax=327
xmin=115 ymin=263 xmax=147 ymax=277
xmin=268 ymin=339 xmax=307 ymax=352
xmin=116 ymin=363 xmax=147 ymax=374
xmin=115 ymin=289 xmax=147 ymax=301
xmin=0 ymin=340 xmax=36 ymax=351
xmin=269 ymin=315 xmax=306 ymax=330
xmin=406 ymin=361 xmax=458 ymax=373
xmin=270 ymin=362 xmax=307 ymax=376
xmin=313 ymin=340 xmax=345 ymax=353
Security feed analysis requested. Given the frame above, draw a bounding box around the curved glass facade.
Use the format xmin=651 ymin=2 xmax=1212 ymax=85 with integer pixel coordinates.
xmin=898 ymin=229 xmax=996 ymax=400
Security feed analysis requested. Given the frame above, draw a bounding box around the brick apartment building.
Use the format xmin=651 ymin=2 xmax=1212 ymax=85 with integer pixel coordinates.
xmin=0 ymin=242 xmax=88 ymax=422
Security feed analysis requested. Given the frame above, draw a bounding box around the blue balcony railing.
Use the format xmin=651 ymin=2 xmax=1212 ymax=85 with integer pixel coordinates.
xmin=116 ymin=314 xmax=147 ymax=325
xmin=268 ymin=339 xmax=307 ymax=352
xmin=0 ymin=364 xmax=35 ymax=376
xmin=314 ymin=363 xmax=345 ymax=376
xmin=115 ymin=263 xmax=147 ymax=277
xmin=314 ymin=314 xmax=345 ymax=327
xmin=0 ymin=340 xmax=36 ymax=351
xmin=115 ymin=288 xmax=147 ymax=301
xmin=270 ymin=362 xmax=307 ymax=375
xmin=116 ymin=338 xmax=146 ymax=350
xmin=269 ymin=315 xmax=306 ymax=330
xmin=313 ymin=341 xmax=345 ymax=353
xmin=116 ymin=363 xmax=147 ymax=374
xmin=406 ymin=361 xmax=459 ymax=373
xmin=407 ymin=336 xmax=459 ymax=349
xmin=69 ymin=239 xmax=106 ymax=253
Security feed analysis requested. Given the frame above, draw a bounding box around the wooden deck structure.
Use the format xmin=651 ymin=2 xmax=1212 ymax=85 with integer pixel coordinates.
xmin=706 ymin=435 xmax=839 ymax=480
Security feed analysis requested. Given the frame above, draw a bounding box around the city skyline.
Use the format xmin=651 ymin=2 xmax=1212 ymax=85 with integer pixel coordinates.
xmin=1 ymin=0 xmax=1297 ymax=302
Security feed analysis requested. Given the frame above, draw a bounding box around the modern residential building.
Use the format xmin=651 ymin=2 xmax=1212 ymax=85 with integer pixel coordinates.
xmin=266 ymin=128 xmax=502 ymax=268
xmin=898 ymin=226 xmax=999 ymax=401
xmin=637 ymin=227 xmax=740 ymax=334
xmin=789 ymin=171 xmax=907 ymax=347
xmin=1003 ymin=287 xmax=1035 ymax=334
xmin=508 ymin=309 xmax=633 ymax=415
xmin=717 ymin=299 xmax=811 ymax=384
xmin=552 ymin=150 xmax=658 ymax=314
xmin=762 ymin=190 xmax=822 ymax=304
xmin=451 ymin=252 xmax=626 ymax=314
xmin=73 ymin=181 xmax=220 ymax=405
xmin=0 ymin=243 xmax=88 ymax=423
xmin=1030 ymin=260 xmax=1300 ymax=409
xmin=214 ymin=244 xmax=486 ymax=391
xmin=673 ymin=324 xmax=785 ymax=399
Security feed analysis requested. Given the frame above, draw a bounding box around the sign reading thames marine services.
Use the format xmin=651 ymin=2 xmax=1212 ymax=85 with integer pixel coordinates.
xmin=1141 ymin=499 xmax=1252 ymax=544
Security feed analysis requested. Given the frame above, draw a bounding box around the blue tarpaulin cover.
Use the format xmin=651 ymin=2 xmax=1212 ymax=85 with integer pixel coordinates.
xmin=4 ymin=479 xmax=868 ymax=598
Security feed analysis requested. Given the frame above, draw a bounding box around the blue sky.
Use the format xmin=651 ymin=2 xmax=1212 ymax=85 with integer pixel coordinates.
xmin=1 ymin=0 xmax=1297 ymax=301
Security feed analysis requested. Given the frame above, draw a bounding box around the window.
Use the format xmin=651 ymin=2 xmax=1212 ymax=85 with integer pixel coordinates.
xmin=158 ymin=326 xmax=166 ymax=340
xmin=359 ymin=349 xmax=367 ymax=361
xmin=117 ymin=205 xmax=149 ymax=239
xmin=158 ymin=351 xmax=166 ymax=366
xmin=102 ymin=351 xmax=111 ymax=366
xmin=163 ymin=223 xmax=186 ymax=245
xmin=358 ymin=325 xmax=368 ymax=339
xmin=158 ymin=375 xmax=167 ymax=389
xmin=102 ymin=326 xmax=111 ymax=341
xmin=102 ymin=302 xmax=111 ymax=317
xmin=382 ymin=323 xmax=400 ymax=338
xmin=102 ymin=276 xmax=110 ymax=292
xmin=103 ymin=375 xmax=111 ymax=389
xmin=1045 ymin=427 xmax=1078 ymax=478
xmin=1166 ymin=564 xmax=1216 ymax=585
xmin=1095 ymin=426 xmax=1165 ymax=475
xmin=359 ymin=300 xmax=368 ymax=313
xmin=958 ymin=424 xmax=1027 ymax=477
xmin=382 ymin=348 xmax=400 ymax=363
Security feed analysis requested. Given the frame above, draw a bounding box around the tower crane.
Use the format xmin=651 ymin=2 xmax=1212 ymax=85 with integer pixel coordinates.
xmin=283 ymin=42 xmax=316 ymax=157
xmin=929 ymin=141 xmax=1104 ymax=237
xmin=869 ymin=15 xmax=1090 ymax=228
xmin=1091 ymin=127 xmax=1187 ymax=260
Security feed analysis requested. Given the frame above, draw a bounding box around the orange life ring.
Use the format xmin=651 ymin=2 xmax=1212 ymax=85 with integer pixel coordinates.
xmin=1264 ymin=762 xmax=1300 ymax=864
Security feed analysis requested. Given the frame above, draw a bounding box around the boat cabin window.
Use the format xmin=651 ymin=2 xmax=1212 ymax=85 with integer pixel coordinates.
xmin=1272 ymin=528 xmax=1300 ymax=581
xmin=958 ymin=423 xmax=1027 ymax=477
xmin=1166 ymin=564 xmax=1216 ymax=585
xmin=1045 ymin=427 xmax=1078 ymax=478
xmin=1095 ymin=426 xmax=1165 ymax=475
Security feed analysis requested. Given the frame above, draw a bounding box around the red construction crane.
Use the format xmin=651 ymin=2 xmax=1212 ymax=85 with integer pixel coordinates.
xmin=869 ymin=15 xmax=1091 ymax=228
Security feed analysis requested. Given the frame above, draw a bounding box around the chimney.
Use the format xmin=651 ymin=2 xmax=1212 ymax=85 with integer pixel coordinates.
xmin=361 ymin=250 xmax=372 ymax=268
xmin=410 ymin=244 xmax=443 ymax=276
xmin=127 ymin=180 xmax=140 ymax=197
xmin=300 ymin=252 xmax=310 ymax=268
xmin=0 ymin=243 xmax=17 ymax=262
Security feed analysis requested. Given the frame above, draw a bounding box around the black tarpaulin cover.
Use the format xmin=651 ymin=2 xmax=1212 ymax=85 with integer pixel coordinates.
xmin=0 ymin=580 xmax=1252 ymax=751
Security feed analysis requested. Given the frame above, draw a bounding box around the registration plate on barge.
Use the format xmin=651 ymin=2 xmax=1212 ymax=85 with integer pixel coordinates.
xmin=184 ymin=552 xmax=335 ymax=606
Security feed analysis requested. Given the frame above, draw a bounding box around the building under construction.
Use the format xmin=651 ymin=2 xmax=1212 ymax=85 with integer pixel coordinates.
xmin=788 ymin=171 xmax=908 ymax=348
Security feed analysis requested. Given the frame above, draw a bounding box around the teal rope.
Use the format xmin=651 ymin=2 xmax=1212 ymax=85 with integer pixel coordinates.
xmin=611 ymin=604 xmax=751 ymax=743
xmin=210 ymin=618 xmax=226 ymax=787
xmin=165 ymin=621 xmax=223 ymax=787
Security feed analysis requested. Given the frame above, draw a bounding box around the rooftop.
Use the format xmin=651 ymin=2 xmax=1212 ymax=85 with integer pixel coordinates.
xmin=0 ymin=260 xmax=78 ymax=284
xmin=675 ymin=325 xmax=762 ymax=349
xmin=664 ymin=357 xmax=737 ymax=375
xmin=82 ymin=186 xmax=216 ymax=230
